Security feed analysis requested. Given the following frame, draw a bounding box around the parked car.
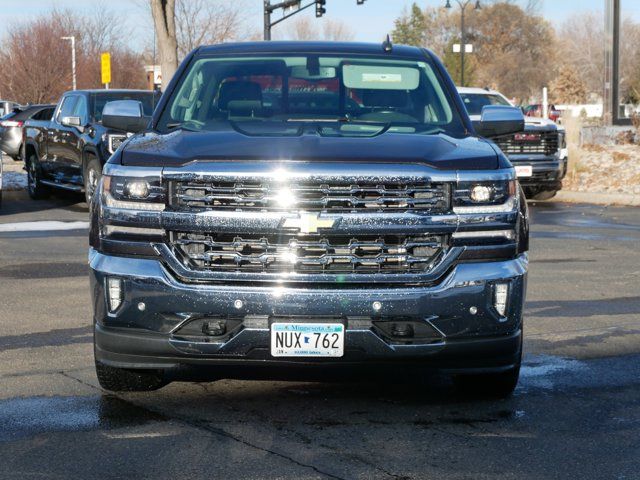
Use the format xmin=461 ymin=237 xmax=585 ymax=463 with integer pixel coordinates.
xmin=523 ymin=103 xmax=561 ymax=123
xmin=89 ymin=41 xmax=529 ymax=397
xmin=23 ymin=89 xmax=159 ymax=204
xmin=0 ymin=149 xmax=3 ymax=206
xmin=458 ymin=87 xmax=567 ymax=200
xmin=0 ymin=104 xmax=55 ymax=161
xmin=0 ymin=100 xmax=20 ymax=118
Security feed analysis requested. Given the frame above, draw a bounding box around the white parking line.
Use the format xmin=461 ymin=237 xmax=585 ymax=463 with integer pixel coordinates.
xmin=0 ymin=221 xmax=90 ymax=233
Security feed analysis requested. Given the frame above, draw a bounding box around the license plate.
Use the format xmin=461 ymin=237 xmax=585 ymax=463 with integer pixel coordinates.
xmin=515 ymin=165 xmax=533 ymax=177
xmin=271 ymin=323 xmax=344 ymax=357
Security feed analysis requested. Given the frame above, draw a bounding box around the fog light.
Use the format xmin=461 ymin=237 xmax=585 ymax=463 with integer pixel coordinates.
xmin=124 ymin=180 xmax=150 ymax=199
xmin=106 ymin=277 xmax=123 ymax=312
xmin=203 ymin=320 xmax=226 ymax=336
xmin=494 ymin=283 xmax=509 ymax=316
xmin=391 ymin=323 xmax=414 ymax=338
xmin=470 ymin=185 xmax=492 ymax=203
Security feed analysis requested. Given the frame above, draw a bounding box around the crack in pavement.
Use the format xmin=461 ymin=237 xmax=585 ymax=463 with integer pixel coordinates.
xmin=58 ymin=371 xmax=352 ymax=480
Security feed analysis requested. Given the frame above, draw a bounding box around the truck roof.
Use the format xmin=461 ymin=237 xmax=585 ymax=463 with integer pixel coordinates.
xmin=60 ymin=89 xmax=155 ymax=96
xmin=197 ymin=41 xmax=429 ymax=59
xmin=456 ymin=86 xmax=503 ymax=95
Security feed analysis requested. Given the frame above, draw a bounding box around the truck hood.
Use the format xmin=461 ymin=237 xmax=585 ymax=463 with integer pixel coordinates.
xmin=119 ymin=130 xmax=500 ymax=170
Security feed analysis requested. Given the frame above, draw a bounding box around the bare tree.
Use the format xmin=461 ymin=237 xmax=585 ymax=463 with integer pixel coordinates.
xmin=283 ymin=17 xmax=354 ymax=41
xmin=556 ymin=12 xmax=604 ymax=98
xmin=0 ymin=8 xmax=147 ymax=103
xmin=322 ymin=20 xmax=355 ymax=41
xmin=175 ymin=0 xmax=247 ymax=58
xmin=286 ymin=17 xmax=319 ymax=41
xmin=470 ymin=3 xmax=558 ymax=101
xmin=150 ymin=0 xmax=178 ymax=90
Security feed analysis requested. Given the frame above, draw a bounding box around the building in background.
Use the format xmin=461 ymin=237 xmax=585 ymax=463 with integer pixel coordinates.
xmin=145 ymin=65 xmax=162 ymax=91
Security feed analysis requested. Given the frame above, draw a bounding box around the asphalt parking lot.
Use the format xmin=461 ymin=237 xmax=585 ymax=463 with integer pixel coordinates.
xmin=0 ymin=189 xmax=639 ymax=480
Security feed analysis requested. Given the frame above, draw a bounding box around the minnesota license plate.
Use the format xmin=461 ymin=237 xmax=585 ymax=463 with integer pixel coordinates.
xmin=515 ymin=165 xmax=533 ymax=177
xmin=271 ymin=323 xmax=344 ymax=357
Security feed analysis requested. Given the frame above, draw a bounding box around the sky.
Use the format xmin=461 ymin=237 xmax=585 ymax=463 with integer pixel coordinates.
xmin=0 ymin=0 xmax=638 ymax=49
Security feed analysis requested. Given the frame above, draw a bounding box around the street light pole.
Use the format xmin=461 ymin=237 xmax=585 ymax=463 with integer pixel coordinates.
xmin=61 ymin=36 xmax=77 ymax=90
xmin=445 ymin=0 xmax=480 ymax=87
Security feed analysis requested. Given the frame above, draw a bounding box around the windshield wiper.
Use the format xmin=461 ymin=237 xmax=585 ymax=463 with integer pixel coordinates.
xmin=165 ymin=122 xmax=201 ymax=132
xmin=284 ymin=116 xmax=388 ymax=125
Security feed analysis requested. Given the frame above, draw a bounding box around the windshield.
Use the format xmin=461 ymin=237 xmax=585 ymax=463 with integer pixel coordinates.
xmin=156 ymin=54 xmax=466 ymax=137
xmin=93 ymin=92 xmax=159 ymax=122
xmin=460 ymin=93 xmax=511 ymax=116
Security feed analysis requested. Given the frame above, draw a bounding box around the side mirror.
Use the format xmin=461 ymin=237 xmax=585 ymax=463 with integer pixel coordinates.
xmin=61 ymin=116 xmax=84 ymax=131
xmin=102 ymin=100 xmax=148 ymax=134
xmin=473 ymin=105 xmax=525 ymax=138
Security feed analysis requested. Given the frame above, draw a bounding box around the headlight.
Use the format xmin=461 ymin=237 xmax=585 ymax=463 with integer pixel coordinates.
xmin=453 ymin=180 xmax=516 ymax=214
xmin=102 ymin=175 xmax=165 ymax=211
xmin=557 ymin=130 xmax=566 ymax=150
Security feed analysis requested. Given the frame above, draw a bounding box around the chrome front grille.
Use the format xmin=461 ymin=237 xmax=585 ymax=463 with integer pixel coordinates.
xmin=170 ymin=180 xmax=449 ymax=212
xmin=171 ymin=232 xmax=446 ymax=274
xmin=494 ymin=131 xmax=559 ymax=156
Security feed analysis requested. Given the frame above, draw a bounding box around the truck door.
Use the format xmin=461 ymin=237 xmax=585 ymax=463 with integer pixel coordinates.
xmin=65 ymin=94 xmax=88 ymax=183
xmin=47 ymin=95 xmax=78 ymax=178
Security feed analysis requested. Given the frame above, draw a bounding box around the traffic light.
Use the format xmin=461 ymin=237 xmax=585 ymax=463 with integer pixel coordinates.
xmin=315 ymin=0 xmax=326 ymax=17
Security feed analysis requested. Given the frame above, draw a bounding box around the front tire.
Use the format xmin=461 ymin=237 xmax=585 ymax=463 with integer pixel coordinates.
xmin=531 ymin=189 xmax=558 ymax=201
xmin=95 ymin=360 xmax=167 ymax=392
xmin=26 ymin=153 xmax=50 ymax=200
xmin=84 ymin=157 xmax=102 ymax=205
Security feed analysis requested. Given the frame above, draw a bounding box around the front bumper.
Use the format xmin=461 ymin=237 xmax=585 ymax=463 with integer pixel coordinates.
xmin=509 ymin=154 xmax=567 ymax=190
xmin=90 ymin=250 xmax=527 ymax=375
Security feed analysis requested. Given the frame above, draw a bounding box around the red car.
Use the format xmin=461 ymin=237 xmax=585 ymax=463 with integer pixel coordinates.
xmin=523 ymin=104 xmax=561 ymax=123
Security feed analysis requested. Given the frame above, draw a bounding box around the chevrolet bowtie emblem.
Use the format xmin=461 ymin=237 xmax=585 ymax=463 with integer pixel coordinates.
xmin=282 ymin=214 xmax=336 ymax=234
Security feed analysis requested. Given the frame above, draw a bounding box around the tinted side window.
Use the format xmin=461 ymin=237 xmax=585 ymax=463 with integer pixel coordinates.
xmin=56 ymin=96 xmax=78 ymax=122
xmin=71 ymin=96 xmax=88 ymax=124
xmin=38 ymin=108 xmax=55 ymax=121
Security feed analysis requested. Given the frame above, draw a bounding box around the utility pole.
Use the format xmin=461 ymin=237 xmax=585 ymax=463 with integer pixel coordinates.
xmin=264 ymin=0 xmax=367 ymax=41
xmin=445 ymin=0 xmax=480 ymax=87
xmin=61 ymin=36 xmax=77 ymax=90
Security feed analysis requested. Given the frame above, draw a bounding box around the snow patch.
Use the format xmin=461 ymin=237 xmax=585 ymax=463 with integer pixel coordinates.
xmin=0 ymin=221 xmax=90 ymax=233
xmin=2 ymin=171 xmax=28 ymax=191
xmin=520 ymin=355 xmax=586 ymax=390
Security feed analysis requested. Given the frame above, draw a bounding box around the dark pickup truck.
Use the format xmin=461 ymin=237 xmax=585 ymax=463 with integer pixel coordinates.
xmin=23 ymin=89 xmax=159 ymax=203
xmin=90 ymin=41 xmax=529 ymax=397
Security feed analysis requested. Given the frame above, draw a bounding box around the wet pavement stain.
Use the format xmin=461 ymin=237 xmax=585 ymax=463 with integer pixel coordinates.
xmin=0 ymin=395 xmax=167 ymax=442
xmin=0 ymin=326 xmax=91 ymax=350
xmin=0 ymin=262 xmax=88 ymax=279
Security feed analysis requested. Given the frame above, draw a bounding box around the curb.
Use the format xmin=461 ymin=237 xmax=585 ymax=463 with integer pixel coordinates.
xmin=552 ymin=190 xmax=640 ymax=206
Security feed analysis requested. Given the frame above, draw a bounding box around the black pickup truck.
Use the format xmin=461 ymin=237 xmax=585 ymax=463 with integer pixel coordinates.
xmin=23 ymin=89 xmax=159 ymax=203
xmin=90 ymin=41 xmax=529 ymax=397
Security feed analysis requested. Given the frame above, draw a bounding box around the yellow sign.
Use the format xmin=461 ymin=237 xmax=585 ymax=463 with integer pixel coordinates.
xmin=101 ymin=52 xmax=111 ymax=85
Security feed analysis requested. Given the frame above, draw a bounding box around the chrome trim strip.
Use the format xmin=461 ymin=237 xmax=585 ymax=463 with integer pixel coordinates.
xmin=103 ymin=164 xmax=163 ymax=178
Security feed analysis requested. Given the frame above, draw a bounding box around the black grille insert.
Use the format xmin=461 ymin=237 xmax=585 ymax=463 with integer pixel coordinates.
xmin=494 ymin=131 xmax=559 ymax=156
xmin=170 ymin=180 xmax=449 ymax=212
xmin=171 ymin=232 xmax=446 ymax=274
